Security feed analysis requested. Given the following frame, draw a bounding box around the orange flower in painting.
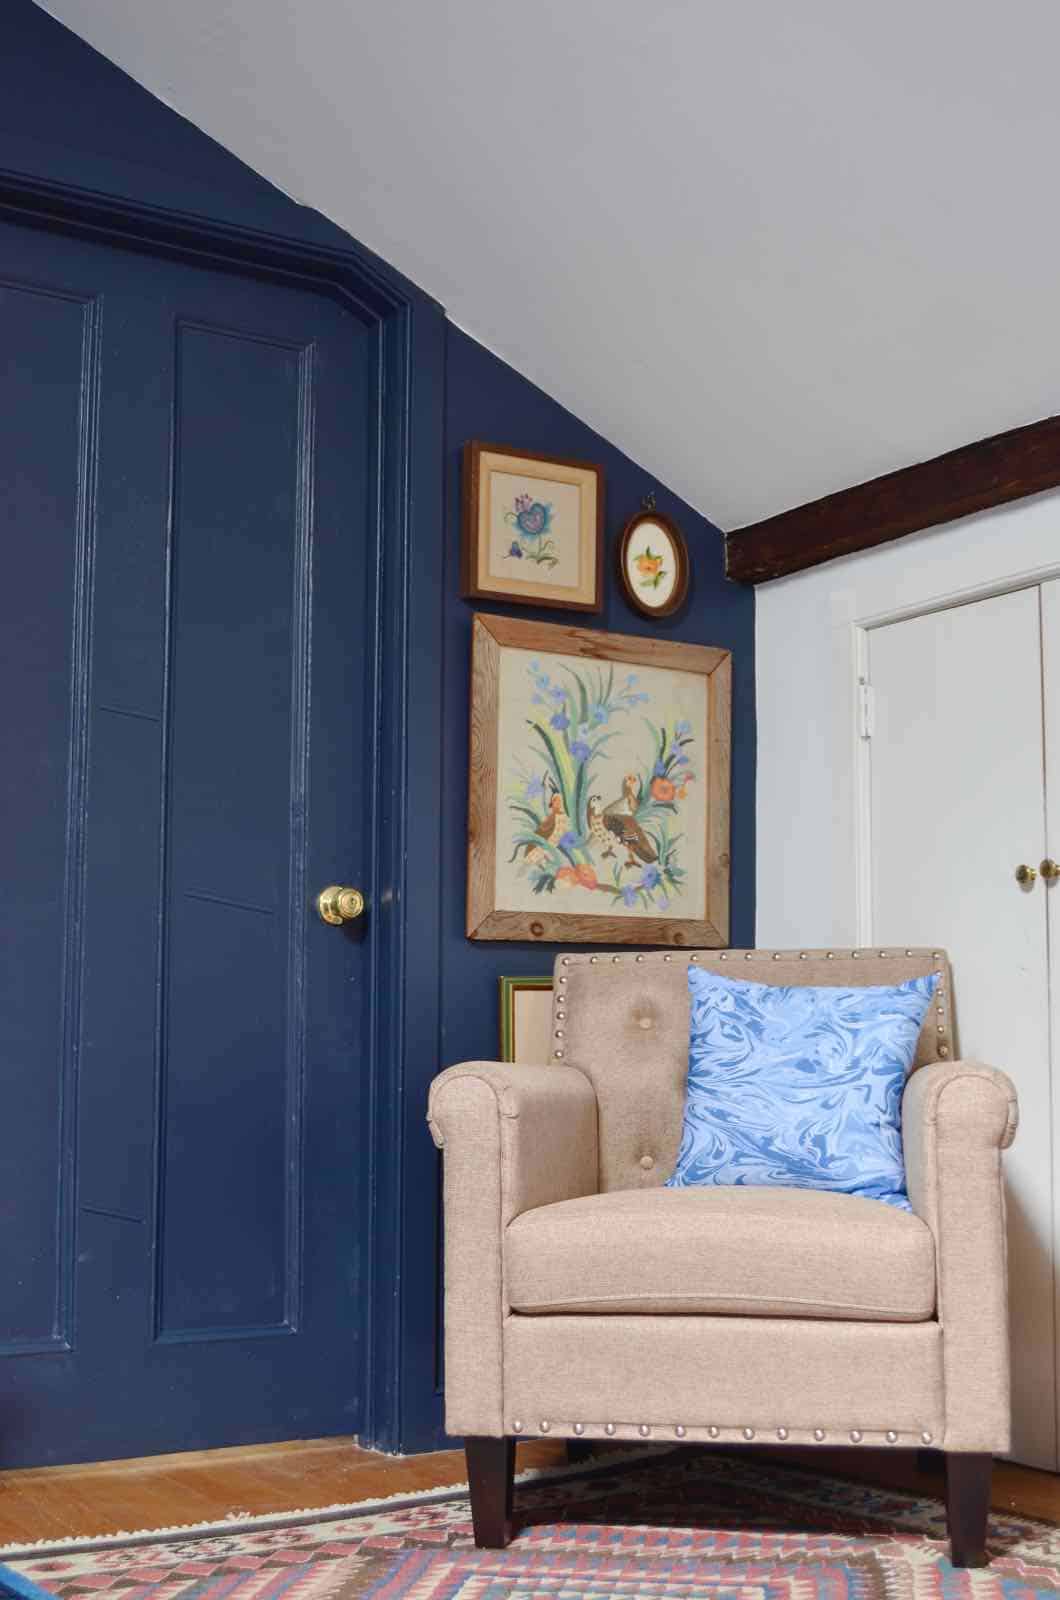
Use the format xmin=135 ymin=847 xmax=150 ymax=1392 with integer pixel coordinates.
xmin=635 ymin=552 xmax=664 ymax=581
xmin=556 ymin=863 xmax=598 ymax=892
xmin=650 ymin=776 xmax=676 ymax=803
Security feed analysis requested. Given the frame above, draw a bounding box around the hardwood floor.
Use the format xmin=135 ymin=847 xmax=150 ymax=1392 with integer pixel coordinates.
xmin=0 ymin=1438 xmax=1056 ymax=1547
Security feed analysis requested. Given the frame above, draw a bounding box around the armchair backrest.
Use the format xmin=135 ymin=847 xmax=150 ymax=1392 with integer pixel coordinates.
xmin=552 ymin=947 xmax=953 ymax=1193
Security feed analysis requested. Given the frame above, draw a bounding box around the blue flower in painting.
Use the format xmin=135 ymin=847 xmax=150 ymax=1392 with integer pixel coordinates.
xmin=508 ymin=541 xmax=523 ymax=558
xmin=675 ymin=720 xmax=691 ymax=737
xmin=590 ymin=702 xmax=609 ymax=725
xmin=653 ymin=761 xmax=667 ymax=778
xmin=625 ymin=674 xmax=639 ymax=686
xmin=531 ymin=693 xmax=544 ymax=705
xmin=639 ymin=865 xmax=661 ymax=891
xmin=622 ymin=885 xmax=638 ymax=908
xmin=674 ymin=754 xmax=689 ymax=767
xmin=657 ymin=893 xmax=670 ymax=910
xmin=525 ymin=775 xmax=545 ymax=801
xmin=558 ymin=830 xmax=578 ymax=851
xmin=570 ymin=737 xmax=591 ymax=761
xmin=550 ymin=686 xmax=567 ymax=701
xmin=550 ymin=712 xmax=570 ymax=731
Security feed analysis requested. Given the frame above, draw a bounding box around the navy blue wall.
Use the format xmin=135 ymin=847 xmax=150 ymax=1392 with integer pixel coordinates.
xmin=5 ymin=0 xmax=755 ymax=1455
xmin=395 ymin=327 xmax=755 ymax=1448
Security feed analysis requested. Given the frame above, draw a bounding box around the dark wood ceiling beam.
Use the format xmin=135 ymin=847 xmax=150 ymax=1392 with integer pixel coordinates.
xmin=724 ymin=414 xmax=1060 ymax=584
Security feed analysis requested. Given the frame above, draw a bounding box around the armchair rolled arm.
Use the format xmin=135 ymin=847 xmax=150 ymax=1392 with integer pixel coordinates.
xmin=902 ymin=1060 xmax=1018 ymax=1452
xmin=428 ymin=1061 xmax=599 ymax=1436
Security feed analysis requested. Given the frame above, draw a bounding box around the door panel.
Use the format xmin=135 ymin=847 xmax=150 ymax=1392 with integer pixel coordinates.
xmin=0 ymin=280 xmax=91 ymax=1357
xmin=1039 ymin=577 xmax=1060 ymax=1472
xmin=868 ymin=588 xmax=1054 ymax=1469
xmin=0 ymin=220 xmax=373 ymax=1464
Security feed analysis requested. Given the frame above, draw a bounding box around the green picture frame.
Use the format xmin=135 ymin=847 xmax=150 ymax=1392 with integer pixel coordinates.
xmin=498 ymin=974 xmax=555 ymax=1063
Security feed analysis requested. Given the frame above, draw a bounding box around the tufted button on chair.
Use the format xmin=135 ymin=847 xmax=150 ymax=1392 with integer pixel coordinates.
xmin=427 ymin=948 xmax=1018 ymax=1566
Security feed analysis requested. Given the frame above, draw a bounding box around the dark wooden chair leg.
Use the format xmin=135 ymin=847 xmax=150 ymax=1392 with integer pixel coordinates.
xmin=945 ymin=1452 xmax=992 ymax=1568
xmin=566 ymin=1438 xmax=595 ymax=1464
xmin=465 ymin=1436 xmax=515 ymax=1549
xmin=917 ymin=1446 xmax=943 ymax=1474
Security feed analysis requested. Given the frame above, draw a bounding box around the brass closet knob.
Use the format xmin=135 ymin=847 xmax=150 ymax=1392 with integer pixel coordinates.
xmin=317 ymin=885 xmax=365 ymax=924
xmin=1015 ymin=864 xmax=1037 ymax=886
xmin=1041 ymin=859 xmax=1060 ymax=882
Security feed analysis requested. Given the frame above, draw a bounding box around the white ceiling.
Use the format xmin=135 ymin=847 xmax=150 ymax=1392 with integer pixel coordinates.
xmin=38 ymin=0 xmax=1060 ymax=528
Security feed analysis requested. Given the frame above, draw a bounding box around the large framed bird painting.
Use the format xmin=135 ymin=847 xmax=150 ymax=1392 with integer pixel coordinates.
xmin=467 ymin=613 xmax=731 ymax=946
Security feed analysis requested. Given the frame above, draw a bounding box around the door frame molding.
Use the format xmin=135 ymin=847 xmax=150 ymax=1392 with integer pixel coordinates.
xmin=845 ymin=558 xmax=1060 ymax=945
xmin=0 ymin=165 xmax=446 ymax=1453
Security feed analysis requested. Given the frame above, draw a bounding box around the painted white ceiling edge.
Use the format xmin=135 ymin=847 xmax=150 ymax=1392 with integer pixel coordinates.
xmin=37 ymin=0 xmax=1060 ymax=529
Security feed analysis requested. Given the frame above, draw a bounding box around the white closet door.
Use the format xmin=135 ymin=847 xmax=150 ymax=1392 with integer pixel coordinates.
xmin=868 ymin=586 xmax=1053 ymax=1469
xmin=1040 ymin=578 xmax=1060 ymax=1470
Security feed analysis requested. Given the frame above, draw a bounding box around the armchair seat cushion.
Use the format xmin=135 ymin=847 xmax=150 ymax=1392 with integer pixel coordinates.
xmin=506 ymin=1185 xmax=936 ymax=1321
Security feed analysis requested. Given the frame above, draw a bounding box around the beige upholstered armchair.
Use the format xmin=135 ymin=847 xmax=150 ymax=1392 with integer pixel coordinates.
xmin=428 ymin=947 xmax=1018 ymax=1567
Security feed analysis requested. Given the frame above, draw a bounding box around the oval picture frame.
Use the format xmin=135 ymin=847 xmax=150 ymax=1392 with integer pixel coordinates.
xmin=617 ymin=510 xmax=690 ymax=618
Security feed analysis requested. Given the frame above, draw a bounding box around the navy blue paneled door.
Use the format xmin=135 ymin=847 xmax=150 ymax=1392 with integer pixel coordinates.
xmin=0 ymin=218 xmax=374 ymax=1466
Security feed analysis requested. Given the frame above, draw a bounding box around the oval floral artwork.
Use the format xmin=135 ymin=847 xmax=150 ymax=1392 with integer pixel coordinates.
xmin=618 ymin=510 xmax=689 ymax=618
xmin=499 ymin=648 xmax=707 ymax=916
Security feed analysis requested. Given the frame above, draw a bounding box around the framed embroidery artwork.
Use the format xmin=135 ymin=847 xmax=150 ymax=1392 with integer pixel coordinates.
xmin=617 ymin=509 xmax=690 ymax=618
xmin=460 ymin=441 xmax=604 ymax=613
xmin=467 ymin=613 xmax=731 ymax=946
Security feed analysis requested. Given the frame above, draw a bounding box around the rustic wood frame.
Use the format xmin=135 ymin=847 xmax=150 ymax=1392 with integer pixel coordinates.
xmin=460 ymin=440 xmax=604 ymax=612
xmin=724 ymin=414 xmax=1060 ymax=584
xmin=467 ymin=613 xmax=731 ymax=946
xmin=617 ymin=509 xmax=690 ymax=617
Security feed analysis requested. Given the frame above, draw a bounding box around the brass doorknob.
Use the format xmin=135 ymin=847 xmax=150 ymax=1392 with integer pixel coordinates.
xmin=317 ymin=885 xmax=365 ymax=924
xmin=1015 ymin=864 xmax=1037 ymax=886
xmin=1041 ymin=859 xmax=1060 ymax=882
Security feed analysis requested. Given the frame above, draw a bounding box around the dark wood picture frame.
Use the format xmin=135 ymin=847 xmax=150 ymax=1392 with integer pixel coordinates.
xmin=467 ymin=613 xmax=731 ymax=947
xmin=461 ymin=440 xmax=604 ymax=613
xmin=617 ymin=509 xmax=690 ymax=618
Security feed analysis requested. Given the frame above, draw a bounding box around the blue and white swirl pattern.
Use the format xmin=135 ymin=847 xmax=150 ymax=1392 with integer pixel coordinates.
xmin=666 ymin=968 xmax=938 ymax=1210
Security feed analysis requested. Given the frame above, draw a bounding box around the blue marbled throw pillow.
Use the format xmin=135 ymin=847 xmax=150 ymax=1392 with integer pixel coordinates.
xmin=666 ymin=968 xmax=938 ymax=1210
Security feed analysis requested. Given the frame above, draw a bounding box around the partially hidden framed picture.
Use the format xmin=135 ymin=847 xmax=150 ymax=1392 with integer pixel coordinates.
xmin=467 ymin=613 xmax=732 ymax=946
xmin=618 ymin=509 xmax=690 ymax=618
xmin=461 ymin=441 xmax=603 ymax=613
xmin=499 ymin=975 xmax=554 ymax=1064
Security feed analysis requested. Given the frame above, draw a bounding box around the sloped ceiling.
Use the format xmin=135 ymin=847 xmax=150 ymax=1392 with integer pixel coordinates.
xmin=37 ymin=1 xmax=1060 ymax=527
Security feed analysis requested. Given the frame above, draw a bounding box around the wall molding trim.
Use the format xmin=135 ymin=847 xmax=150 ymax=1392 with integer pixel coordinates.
xmin=0 ymin=164 xmax=446 ymax=1454
xmin=725 ymin=414 xmax=1060 ymax=584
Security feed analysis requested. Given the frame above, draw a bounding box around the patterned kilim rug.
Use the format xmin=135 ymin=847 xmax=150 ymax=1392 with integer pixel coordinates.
xmin=4 ymin=1448 xmax=1060 ymax=1599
